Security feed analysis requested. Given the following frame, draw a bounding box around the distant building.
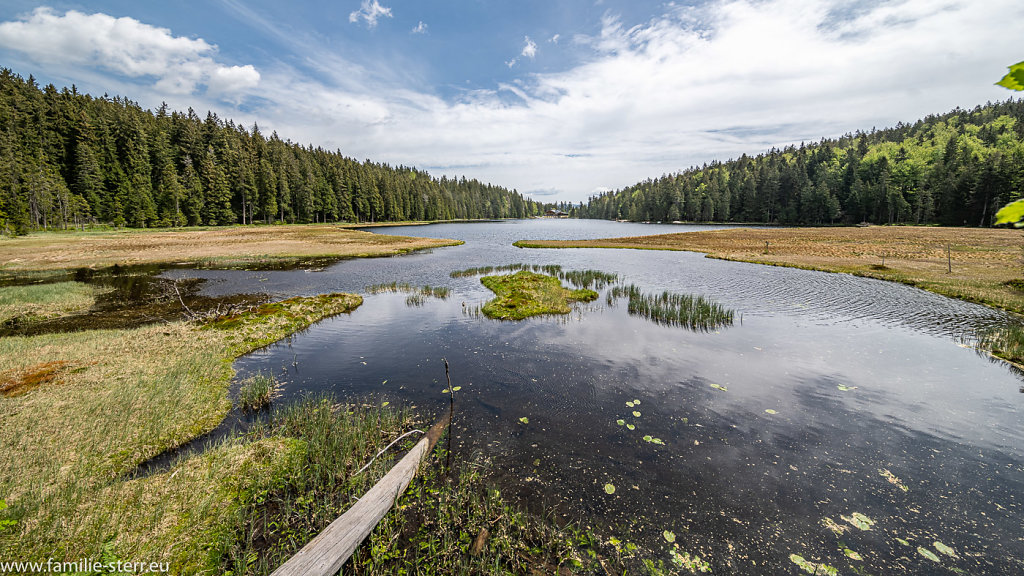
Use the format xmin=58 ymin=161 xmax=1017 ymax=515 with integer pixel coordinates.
xmin=545 ymin=209 xmax=569 ymax=218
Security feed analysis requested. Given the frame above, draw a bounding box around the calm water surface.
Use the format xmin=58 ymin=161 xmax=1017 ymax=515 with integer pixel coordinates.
xmin=177 ymin=220 xmax=1023 ymax=574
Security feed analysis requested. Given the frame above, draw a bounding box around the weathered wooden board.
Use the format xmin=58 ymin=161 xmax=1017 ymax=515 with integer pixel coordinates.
xmin=271 ymin=413 xmax=450 ymax=576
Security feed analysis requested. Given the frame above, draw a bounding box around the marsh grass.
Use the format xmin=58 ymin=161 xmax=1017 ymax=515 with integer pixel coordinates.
xmin=0 ymin=281 xmax=110 ymax=324
xmin=238 ymin=372 xmax=280 ymax=412
xmin=978 ymin=323 xmax=1024 ymax=366
xmin=0 ymin=293 xmax=363 ymax=571
xmin=479 ymin=271 xmax=598 ymax=320
xmin=608 ymin=284 xmax=734 ymax=331
xmin=451 ymin=263 xmax=563 ymax=278
xmin=366 ymin=282 xmax=450 ymax=299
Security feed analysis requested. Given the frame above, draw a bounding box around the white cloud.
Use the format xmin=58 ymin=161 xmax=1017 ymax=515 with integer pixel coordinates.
xmin=549 ymin=34 xmax=560 ymax=44
xmin=412 ymin=21 xmax=428 ymax=34
xmin=0 ymin=7 xmax=258 ymax=97
xmin=349 ymin=0 xmax=392 ymax=28
xmin=521 ymin=36 xmax=537 ymax=59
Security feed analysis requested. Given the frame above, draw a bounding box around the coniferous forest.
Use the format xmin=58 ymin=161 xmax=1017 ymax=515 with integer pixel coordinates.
xmin=577 ymin=100 xmax=1024 ymax=226
xmin=0 ymin=69 xmax=545 ymax=235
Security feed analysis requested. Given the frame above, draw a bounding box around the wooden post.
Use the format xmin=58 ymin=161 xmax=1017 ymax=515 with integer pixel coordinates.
xmin=947 ymin=244 xmax=952 ymax=273
xmin=270 ymin=413 xmax=451 ymax=576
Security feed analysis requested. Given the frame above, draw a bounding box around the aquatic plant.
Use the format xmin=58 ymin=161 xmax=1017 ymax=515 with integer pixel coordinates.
xmin=607 ymin=284 xmax=734 ymax=332
xmin=238 ymin=372 xmax=279 ymax=411
xmin=559 ymin=269 xmax=619 ymax=289
xmin=977 ymin=323 xmax=1024 ymax=365
xmin=365 ymin=282 xmax=450 ymax=300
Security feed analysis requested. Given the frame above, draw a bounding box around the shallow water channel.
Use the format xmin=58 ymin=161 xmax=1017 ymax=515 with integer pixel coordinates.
xmin=175 ymin=220 xmax=1022 ymax=574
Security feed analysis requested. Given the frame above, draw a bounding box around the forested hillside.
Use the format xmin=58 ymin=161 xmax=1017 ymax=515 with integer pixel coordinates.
xmin=0 ymin=69 xmax=544 ymax=235
xmin=578 ymin=100 xmax=1024 ymax=226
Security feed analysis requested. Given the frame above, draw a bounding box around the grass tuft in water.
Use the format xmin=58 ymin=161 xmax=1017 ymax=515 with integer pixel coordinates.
xmin=608 ymin=284 xmax=734 ymax=332
xmin=365 ymin=282 xmax=450 ymax=301
xmin=238 ymin=372 xmax=279 ymax=411
xmin=977 ymin=323 xmax=1024 ymax=365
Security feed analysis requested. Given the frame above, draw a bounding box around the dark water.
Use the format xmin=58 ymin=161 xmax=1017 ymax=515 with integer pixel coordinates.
xmin=178 ymin=220 xmax=1022 ymax=574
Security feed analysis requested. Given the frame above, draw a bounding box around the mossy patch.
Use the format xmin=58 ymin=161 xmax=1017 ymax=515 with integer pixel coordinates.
xmin=479 ymin=271 xmax=597 ymax=320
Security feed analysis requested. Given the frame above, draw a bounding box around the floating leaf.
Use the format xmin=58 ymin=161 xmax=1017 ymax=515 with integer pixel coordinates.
xmin=626 ymin=401 xmax=635 ymax=408
xmin=652 ymin=438 xmax=665 ymax=445
xmin=670 ymin=549 xmax=710 ymax=572
xmin=533 ymin=459 xmax=540 ymax=467
xmin=442 ymin=389 xmax=450 ymax=394
xmin=626 ymin=424 xmax=635 ymax=431
xmin=604 ymin=483 xmax=616 ymax=494
xmin=518 ymin=417 xmax=529 ymax=424
xmin=616 ymin=419 xmax=625 ymax=426
xmin=896 ymin=538 xmax=910 ymax=546
xmin=452 ymin=386 xmax=462 ymax=392
xmin=633 ymin=399 xmax=641 ymax=405
xmin=381 ymin=401 xmax=389 ymax=407
xmin=382 ymin=379 xmax=388 ymax=384
xmin=933 ymin=541 xmax=957 ymax=558
xmin=643 ymin=435 xmax=653 ymax=442
xmin=837 ymin=384 xmax=857 ymax=391
xmin=663 ymin=530 xmax=676 ymax=543
xmin=841 ymin=512 xmax=875 ymax=531
xmin=633 ymin=411 xmax=642 ymax=417
xmin=918 ymin=547 xmax=941 ymax=562
xmin=765 ymin=409 xmax=777 ymax=415
xmin=789 ymin=554 xmax=836 ymax=576
xmin=843 ymin=548 xmax=862 ymax=561
xmin=710 ymin=384 xmax=728 ymax=392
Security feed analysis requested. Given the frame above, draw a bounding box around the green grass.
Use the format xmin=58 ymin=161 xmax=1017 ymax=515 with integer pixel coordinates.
xmin=0 ymin=293 xmax=364 ymax=572
xmin=238 ymin=372 xmax=279 ymax=412
xmin=608 ymin=284 xmax=734 ymax=331
xmin=365 ymin=282 xmax=451 ymax=299
xmin=0 ymin=281 xmax=110 ymax=324
xmin=977 ymin=323 xmax=1024 ymax=366
xmin=479 ymin=271 xmax=598 ymax=320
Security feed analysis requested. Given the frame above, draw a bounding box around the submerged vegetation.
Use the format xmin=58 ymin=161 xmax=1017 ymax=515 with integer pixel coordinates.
xmin=479 ymin=271 xmax=598 ymax=320
xmin=608 ymin=284 xmax=734 ymax=331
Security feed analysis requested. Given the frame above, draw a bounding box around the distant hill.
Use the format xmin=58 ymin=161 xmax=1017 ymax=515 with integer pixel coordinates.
xmin=0 ymin=69 xmax=544 ymax=235
xmin=577 ymin=100 xmax=1024 ymax=227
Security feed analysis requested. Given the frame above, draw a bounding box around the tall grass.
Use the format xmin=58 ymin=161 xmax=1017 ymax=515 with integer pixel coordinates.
xmin=978 ymin=323 xmax=1024 ymax=365
xmin=238 ymin=372 xmax=280 ymax=411
xmin=365 ymin=282 xmax=450 ymax=299
xmin=0 ymin=281 xmax=110 ymax=324
xmin=608 ymin=284 xmax=734 ymax=331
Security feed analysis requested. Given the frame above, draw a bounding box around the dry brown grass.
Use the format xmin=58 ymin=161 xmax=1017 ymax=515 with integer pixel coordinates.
xmin=0 ymin=225 xmax=461 ymax=273
xmin=517 ymin=226 xmax=1024 ymax=314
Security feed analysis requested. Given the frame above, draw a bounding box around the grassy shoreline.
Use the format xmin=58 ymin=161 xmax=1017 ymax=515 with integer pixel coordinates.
xmin=515 ymin=226 xmax=1024 ymax=315
xmin=0 ymin=224 xmax=462 ymax=276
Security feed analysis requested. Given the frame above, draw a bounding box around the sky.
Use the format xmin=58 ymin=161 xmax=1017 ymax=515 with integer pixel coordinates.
xmin=0 ymin=1 xmax=1021 ymax=203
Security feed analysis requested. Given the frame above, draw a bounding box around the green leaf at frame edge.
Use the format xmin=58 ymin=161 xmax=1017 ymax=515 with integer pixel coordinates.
xmin=994 ymin=198 xmax=1024 ymax=226
xmin=996 ymin=62 xmax=1024 ymax=91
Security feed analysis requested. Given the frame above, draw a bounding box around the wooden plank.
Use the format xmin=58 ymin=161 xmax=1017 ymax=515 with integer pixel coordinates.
xmin=271 ymin=413 xmax=451 ymax=576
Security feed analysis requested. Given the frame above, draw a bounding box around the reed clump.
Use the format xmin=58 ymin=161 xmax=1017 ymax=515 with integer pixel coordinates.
xmin=238 ymin=372 xmax=280 ymax=411
xmin=608 ymin=284 xmax=734 ymax=331
xmin=365 ymin=282 xmax=450 ymax=300
xmin=978 ymin=323 xmax=1024 ymax=366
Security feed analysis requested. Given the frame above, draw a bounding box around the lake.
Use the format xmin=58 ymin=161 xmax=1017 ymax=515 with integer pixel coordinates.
xmin=176 ymin=219 xmax=1023 ymax=574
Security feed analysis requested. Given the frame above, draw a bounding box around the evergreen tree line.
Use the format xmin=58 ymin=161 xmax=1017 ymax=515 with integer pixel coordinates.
xmin=577 ymin=100 xmax=1024 ymax=226
xmin=0 ymin=69 xmax=546 ymax=235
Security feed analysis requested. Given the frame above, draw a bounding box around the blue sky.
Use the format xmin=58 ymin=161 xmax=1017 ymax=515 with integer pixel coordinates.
xmin=0 ymin=1 xmax=1021 ymax=202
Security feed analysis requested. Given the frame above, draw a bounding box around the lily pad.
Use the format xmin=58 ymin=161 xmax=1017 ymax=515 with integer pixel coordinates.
xmin=518 ymin=417 xmax=529 ymax=424
xmin=626 ymin=401 xmax=635 ymax=408
xmin=843 ymin=548 xmax=862 ymax=561
xmin=765 ymin=409 xmax=777 ymax=414
xmin=626 ymin=424 xmax=635 ymax=431
xmin=710 ymin=384 xmax=728 ymax=392
xmin=933 ymin=541 xmax=957 ymax=558
xmin=789 ymin=554 xmax=836 ymax=575
xmin=616 ymin=419 xmax=625 ymax=426
xmin=651 ymin=438 xmax=665 ymax=445
xmin=663 ymin=530 xmax=676 ymax=543
xmin=841 ymin=512 xmax=875 ymax=531
xmin=918 ymin=546 xmax=941 ymax=562
xmin=604 ymin=483 xmax=616 ymax=495
xmin=633 ymin=411 xmax=642 ymax=417
xmin=633 ymin=399 xmax=641 ymax=405
xmin=643 ymin=435 xmax=653 ymax=442
xmin=896 ymin=538 xmax=910 ymax=546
